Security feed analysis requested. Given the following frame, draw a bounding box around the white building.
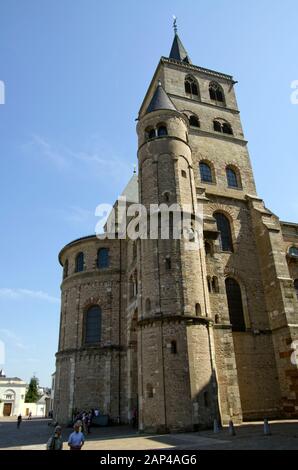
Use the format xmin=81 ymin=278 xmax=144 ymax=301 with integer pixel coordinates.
xmin=0 ymin=371 xmax=26 ymax=417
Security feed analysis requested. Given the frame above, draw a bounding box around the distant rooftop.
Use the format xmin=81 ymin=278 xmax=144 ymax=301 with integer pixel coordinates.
xmin=0 ymin=376 xmax=24 ymax=382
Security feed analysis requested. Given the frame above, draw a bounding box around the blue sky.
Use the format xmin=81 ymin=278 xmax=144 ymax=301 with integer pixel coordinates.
xmin=0 ymin=1 xmax=297 ymax=387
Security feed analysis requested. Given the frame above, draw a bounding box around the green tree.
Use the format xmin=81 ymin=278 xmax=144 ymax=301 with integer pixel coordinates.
xmin=25 ymin=376 xmax=41 ymax=403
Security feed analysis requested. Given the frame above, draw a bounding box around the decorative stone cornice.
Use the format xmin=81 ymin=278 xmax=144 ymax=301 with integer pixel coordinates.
xmin=161 ymin=57 xmax=234 ymax=82
xmin=168 ymin=92 xmax=240 ymax=114
xmin=138 ymin=314 xmax=214 ymax=328
xmin=189 ymin=127 xmax=247 ymax=145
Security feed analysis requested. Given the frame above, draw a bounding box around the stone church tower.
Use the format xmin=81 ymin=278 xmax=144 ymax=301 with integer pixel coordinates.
xmin=54 ymin=29 xmax=298 ymax=432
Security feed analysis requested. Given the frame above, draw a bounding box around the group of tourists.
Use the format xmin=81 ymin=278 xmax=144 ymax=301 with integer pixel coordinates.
xmin=73 ymin=409 xmax=96 ymax=435
xmin=46 ymin=421 xmax=85 ymax=451
xmin=46 ymin=408 xmax=101 ymax=450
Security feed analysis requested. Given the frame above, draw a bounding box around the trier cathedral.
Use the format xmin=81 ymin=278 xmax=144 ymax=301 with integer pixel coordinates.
xmin=54 ymin=30 xmax=298 ymax=432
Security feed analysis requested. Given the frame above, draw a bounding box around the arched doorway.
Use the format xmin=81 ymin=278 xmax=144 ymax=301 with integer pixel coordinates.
xmin=3 ymin=389 xmax=15 ymax=416
xmin=127 ymin=309 xmax=138 ymax=426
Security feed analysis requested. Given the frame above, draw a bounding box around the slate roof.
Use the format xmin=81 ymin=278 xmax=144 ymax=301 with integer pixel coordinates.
xmin=146 ymin=82 xmax=177 ymax=114
xmin=169 ymin=33 xmax=191 ymax=63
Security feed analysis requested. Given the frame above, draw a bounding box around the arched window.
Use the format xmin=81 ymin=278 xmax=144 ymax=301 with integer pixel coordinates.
xmin=214 ymin=212 xmax=233 ymax=252
xmin=163 ymin=191 xmax=170 ymax=202
xmin=189 ymin=115 xmax=200 ymax=127
xmin=213 ymin=120 xmax=233 ymax=135
xmin=209 ymin=82 xmax=225 ymax=103
xmin=199 ymin=162 xmax=213 ymax=183
xmin=294 ymin=279 xmax=298 ymax=299
xmin=184 ymin=76 xmax=199 ymax=98
xmin=145 ymin=298 xmax=151 ymax=313
xmin=226 ymin=167 xmax=239 ymax=188
xmin=85 ymin=305 xmax=102 ymax=344
xmin=213 ymin=120 xmax=222 ymax=132
xmin=289 ymin=246 xmax=298 ymax=257
xmin=157 ymin=125 xmax=167 ymax=137
xmin=207 ymin=276 xmax=212 ymax=293
xmin=63 ymin=259 xmax=68 ymax=279
xmin=75 ymin=252 xmax=84 ymax=273
xmin=225 ymin=278 xmax=246 ymax=332
xmin=222 ymin=122 xmax=233 ymax=135
xmin=97 ymin=248 xmax=109 ymax=268
xmin=165 ymin=256 xmax=172 ymax=270
xmin=195 ymin=303 xmax=201 ymax=316
xmin=145 ymin=127 xmax=155 ymax=140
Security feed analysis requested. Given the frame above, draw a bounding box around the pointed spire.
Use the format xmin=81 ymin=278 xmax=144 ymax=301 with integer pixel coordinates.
xmin=146 ymin=81 xmax=177 ymax=114
xmin=169 ymin=17 xmax=191 ymax=64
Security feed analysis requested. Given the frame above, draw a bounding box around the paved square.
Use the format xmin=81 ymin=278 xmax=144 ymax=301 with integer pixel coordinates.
xmin=0 ymin=417 xmax=298 ymax=450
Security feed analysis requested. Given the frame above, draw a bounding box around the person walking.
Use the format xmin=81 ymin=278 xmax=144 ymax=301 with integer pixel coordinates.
xmin=46 ymin=425 xmax=63 ymax=450
xmin=17 ymin=414 xmax=22 ymax=429
xmin=68 ymin=422 xmax=85 ymax=450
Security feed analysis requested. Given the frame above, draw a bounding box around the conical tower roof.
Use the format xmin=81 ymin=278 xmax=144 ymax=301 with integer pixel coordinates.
xmin=146 ymin=81 xmax=177 ymax=114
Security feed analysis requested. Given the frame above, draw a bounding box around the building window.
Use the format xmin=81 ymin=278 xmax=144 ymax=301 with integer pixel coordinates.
xmin=185 ymin=75 xmax=199 ymax=98
xmin=97 ymin=248 xmax=109 ymax=268
xmin=146 ymin=383 xmax=154 ymax=398
xmin=212 ymin=277 xmax=219 ymax=293
xmin=214 ymin=212 xmax=233 ymax=252
xmin=181 ymin=170 xmax=187 ymax=178
xmin=213 ymin=120 xmax=221 ymax=132
xmin=145 ymin=127 xmax=156 ymax=140
xmin=157 ymin=125 xmax=167 ymax=137
xmin=204 ymin=241 xmax=213 ymax=256
xmin=294 ymin=279 xmax=298 ymax=299
xmin=213 ymin=120 xmax=233 ymax=135
xmin=170 ymin=340 xmax=177 ymax=354
xmin=199 ymin=162 xmax=213 ymax=183
xmin=195 ymin=303 xmax=201 ymax=316
xmin=165 ymin=256 xmax=172 ymax=270
xmin=85 ymin=305 xmax=102 ymax=344
xmin=189 ymin=115 xmax=200 ymax=128
xmin=5 ymin=394 xmax=12 ymax=400
xmin=163 ymin=191 xmax=170 ymax=203
xmin=63 ymin=259 xmax=68 ymax=279
xmin=145 ymin=298 xmax=151 ymax=313
xmin=75 ymin=252 xmax=84 ymax=273
xmin=222 ymin=122 xmax=233 ymax=135
xmin=225 ymin=278 xmax=246 ymax=332
xmin=289 ymin=246 xmax=298 ymax=258
xmin=226 ymin=167 xmax=240 ymax=188
xmin=209 ymin=81 xmax=225 ymax=103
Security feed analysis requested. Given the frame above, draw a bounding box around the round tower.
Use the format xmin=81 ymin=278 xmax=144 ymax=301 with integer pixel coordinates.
xmin=136 ymin=82 xmax=217 ymax=432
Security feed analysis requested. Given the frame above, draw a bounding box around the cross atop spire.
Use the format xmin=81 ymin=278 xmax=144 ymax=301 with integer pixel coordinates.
xmin=173 ymin=15 xmax=178 ymax=35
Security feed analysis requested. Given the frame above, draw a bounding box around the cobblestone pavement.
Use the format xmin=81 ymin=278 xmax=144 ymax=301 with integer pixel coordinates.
xmin=0 ymin=417 xmax=298 ymax=450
